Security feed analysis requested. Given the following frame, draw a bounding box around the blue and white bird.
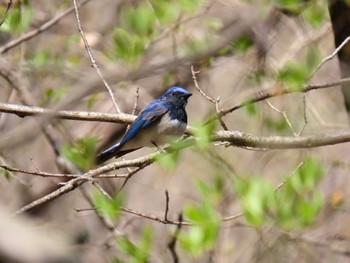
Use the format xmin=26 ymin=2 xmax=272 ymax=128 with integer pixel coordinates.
xmin=96 ymin=86 xmax=192 ymax=164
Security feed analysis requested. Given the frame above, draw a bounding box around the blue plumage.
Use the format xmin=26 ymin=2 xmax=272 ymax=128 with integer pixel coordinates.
xmin=96 ymin=87 xmax=192 ymax=164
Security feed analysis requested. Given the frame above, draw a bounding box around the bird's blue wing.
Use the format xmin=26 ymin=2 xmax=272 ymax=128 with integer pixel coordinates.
xmin=119 ymin=102 xmax=169 ymax=144
xmin=96 ymin=101 xmax=169 ymax=163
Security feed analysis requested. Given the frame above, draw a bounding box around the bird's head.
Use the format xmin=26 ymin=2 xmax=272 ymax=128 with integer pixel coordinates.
xmin=162 ymin=86 xmax=192 ymax=108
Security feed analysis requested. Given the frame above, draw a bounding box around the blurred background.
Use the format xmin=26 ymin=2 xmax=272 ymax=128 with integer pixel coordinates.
xmin=1 ymin=0 xmax=350 ymax=262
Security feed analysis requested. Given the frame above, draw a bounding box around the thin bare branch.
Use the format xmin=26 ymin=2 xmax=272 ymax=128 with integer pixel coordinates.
xmin=265 ymin=100 xmax=298 ymax=136
xmin=131 ymin=86 xmax=140 ymax=116
xmin=310 ymin=35 xmax=350 ymax=78
xmin=72 ymin=0 xmax=120 ymax=113
xmin=164 ymin=190 xmax=170 ymax=222
xmin=168 ymin=213 xmax=182 ymax=263
xmin=191 ymin=65 xmax=216 ymax=103
xmin=220 ymin=77 xmax=350 ymax=116
xmin=0 ymin=164 xmax=79 ymax=178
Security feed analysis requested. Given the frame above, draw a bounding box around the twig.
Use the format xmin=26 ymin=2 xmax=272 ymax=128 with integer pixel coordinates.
xmin=79 ymin=186 xmax=123 ymax=236
xmin=283 ymin=231 xmax=350 ymax=257
xmin=168 ymin=214 xmax=183 ymax=263
xmin=310 ymin=35 xmax=350 ymax=78
xmin=164 ymin=190 xmax=170 ymax=222
xmin=215 ymin=97 xmax=229 ymax=130
xmin=265 ymin=100 xmax=297 ymax=136
xmin=222 ymin=212 xmax=245 ymax=222
xmin=191 ymin=65 xmax=216 ymax=103
xmin=0 ymin=0 xmax=12 ymax=28
xmin=298 ymin=93 xmax=308 ymax=136
xmin=275 ymin=161 xmax=304 ymax=191
xmin=118 ymin=163 xmax=151 ymax=193
xmin=0 ymin=164 xmax=80 ymax=178
xmin=120 ymin=206 xmax=191 ymax=225
xmin=0 ymin=0 xmax=91 ymax=53
xmin=191 ymin=65 xmax=228 ymax=129
xmin=72 ymin=0 xmax=120 ymax=113
xmin=131 ymin=86 xmax=140 ymax=116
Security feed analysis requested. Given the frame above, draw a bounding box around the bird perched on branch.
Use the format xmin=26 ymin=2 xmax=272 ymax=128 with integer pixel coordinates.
xmin=96 ymin=86 xmax=192 ymax=164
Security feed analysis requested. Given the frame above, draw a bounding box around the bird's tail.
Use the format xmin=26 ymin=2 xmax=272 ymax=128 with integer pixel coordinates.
xmin=96 ymin=144 xmax=121 ymax=164
xmin=95 ymin=144 xmax=141 ymax=164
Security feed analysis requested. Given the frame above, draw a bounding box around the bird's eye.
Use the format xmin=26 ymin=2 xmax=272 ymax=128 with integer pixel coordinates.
xmin=172 ymin=91 xmax=177 ymax=96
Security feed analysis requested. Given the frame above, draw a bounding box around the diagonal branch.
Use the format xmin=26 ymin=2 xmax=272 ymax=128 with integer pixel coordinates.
xmin=72 ymin=0 xmax=120 ymax=113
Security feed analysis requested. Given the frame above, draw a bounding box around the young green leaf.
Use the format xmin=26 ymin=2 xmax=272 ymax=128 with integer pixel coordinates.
xmin=60 ymin=137 xmax=98 ymax=171
xmin=92 ymin=190 xmax=124 ymax=221
xmin=0 ymin=167 xmax=11 ymax=181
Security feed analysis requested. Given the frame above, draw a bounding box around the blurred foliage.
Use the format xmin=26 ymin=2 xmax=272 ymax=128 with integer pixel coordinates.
xmin=112 ymin=0 xmax=206 ymax=63
xmin=192 ymin=119 xmax=217 ymax=150
xmin=0 ymin=167 xmax=11 ymax=181
xmin=245 ymin=102 xmax=258 ymax=116
xmin=114 ymin=226 xmax=153 ymax=263
xmin=1 ymin=1 xmax=32 ymax=34
xmin=277 ymin=48 xmax=321 ymax=91
xmin=233 ymin=35 xmax=254 ymax=53
xmin=156 ymin=149 xmax=180 ymax=171
xmin=40 ymin=86 xmax=68 ymax=105
xmin=27 ymin=50 xmax=52 ymax=68
xmin=302 ymin=1 xmax=326 ymax=27
xmin=92 ymin=190 xmax=124 ymax=221
xmin=60 ymin=137 xmax=98 ymax=171
xmin=233 ymin=157 xmax=325 ymax=228
xmin=156 ymin=119 xmax=217 ymax=170
xmin=180 ymin=176 xmax=222 ymax=257
xmin=155 ymin=136 xmax=191 ymax=171
xmin=263 ymin=115 xmax=289 ymax=132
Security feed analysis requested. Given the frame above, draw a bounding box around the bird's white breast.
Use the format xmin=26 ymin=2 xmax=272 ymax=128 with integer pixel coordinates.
xmin=120 ymin=113 xmax=187 ymax=150
xmin=157 ymin=113 xmax=187 ymax=136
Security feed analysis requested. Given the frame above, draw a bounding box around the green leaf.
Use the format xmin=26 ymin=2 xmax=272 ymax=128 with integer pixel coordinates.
xmin=179 ymin=0 xmax=204 ymax=12
xmin=112 ymin=28 xmax=145 ymax=63
xmin=247 ymin=69 xmax=265 ymax=85
xmin=233 ymin=35 xmax=253 ymax=53
xmin=92 ymin=190 xmax=124 ymax=221
xmin=180 ymin=176 xmax=221 ymax=257
xmin=155 ymin=150 xmax=179 ymax=171
xmin=0 ymin=167 xmax=11 ymax=181
xmin=298 ymin=191 xmax=323 ymax=226
xmin=2 ymin=3 xmax=32 ymax=34
xmin=60 ymin=137 xmax=98 ymax=171
xmin=41 ymin=86 xmax=68 ymax=105
xmin=277 ymin=61 xmax=309 ymax=91
xmin=121 ymin=4 xmax=156 ymax=36
xmin=302 ymin=3 xmax=326 ymax=28
xmin=298 ymin=157 xmax=324 ymax=190
xmin=273 ymin=0 xmax=305 ymax=14
xmin=116 ymin=226 xmax=153 ymax=263
xmin=275 ymin=157 xmax=325 ymax=228
xmin=192 ymin=119 xmax=217 ymax=150
xmin=263 ymin=116 xmax=289 ymax=132
xmin=305 ymin=48 xmax=322 ymax=70
xmin=150 ymin=0 xmax=181 ymax=24
xmin=245 ymin=102 xmax=257 ymax=116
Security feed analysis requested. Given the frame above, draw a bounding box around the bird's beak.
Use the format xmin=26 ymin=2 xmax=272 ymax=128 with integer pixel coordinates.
xmin=182 ymin=93 xmax=192 ymax=99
